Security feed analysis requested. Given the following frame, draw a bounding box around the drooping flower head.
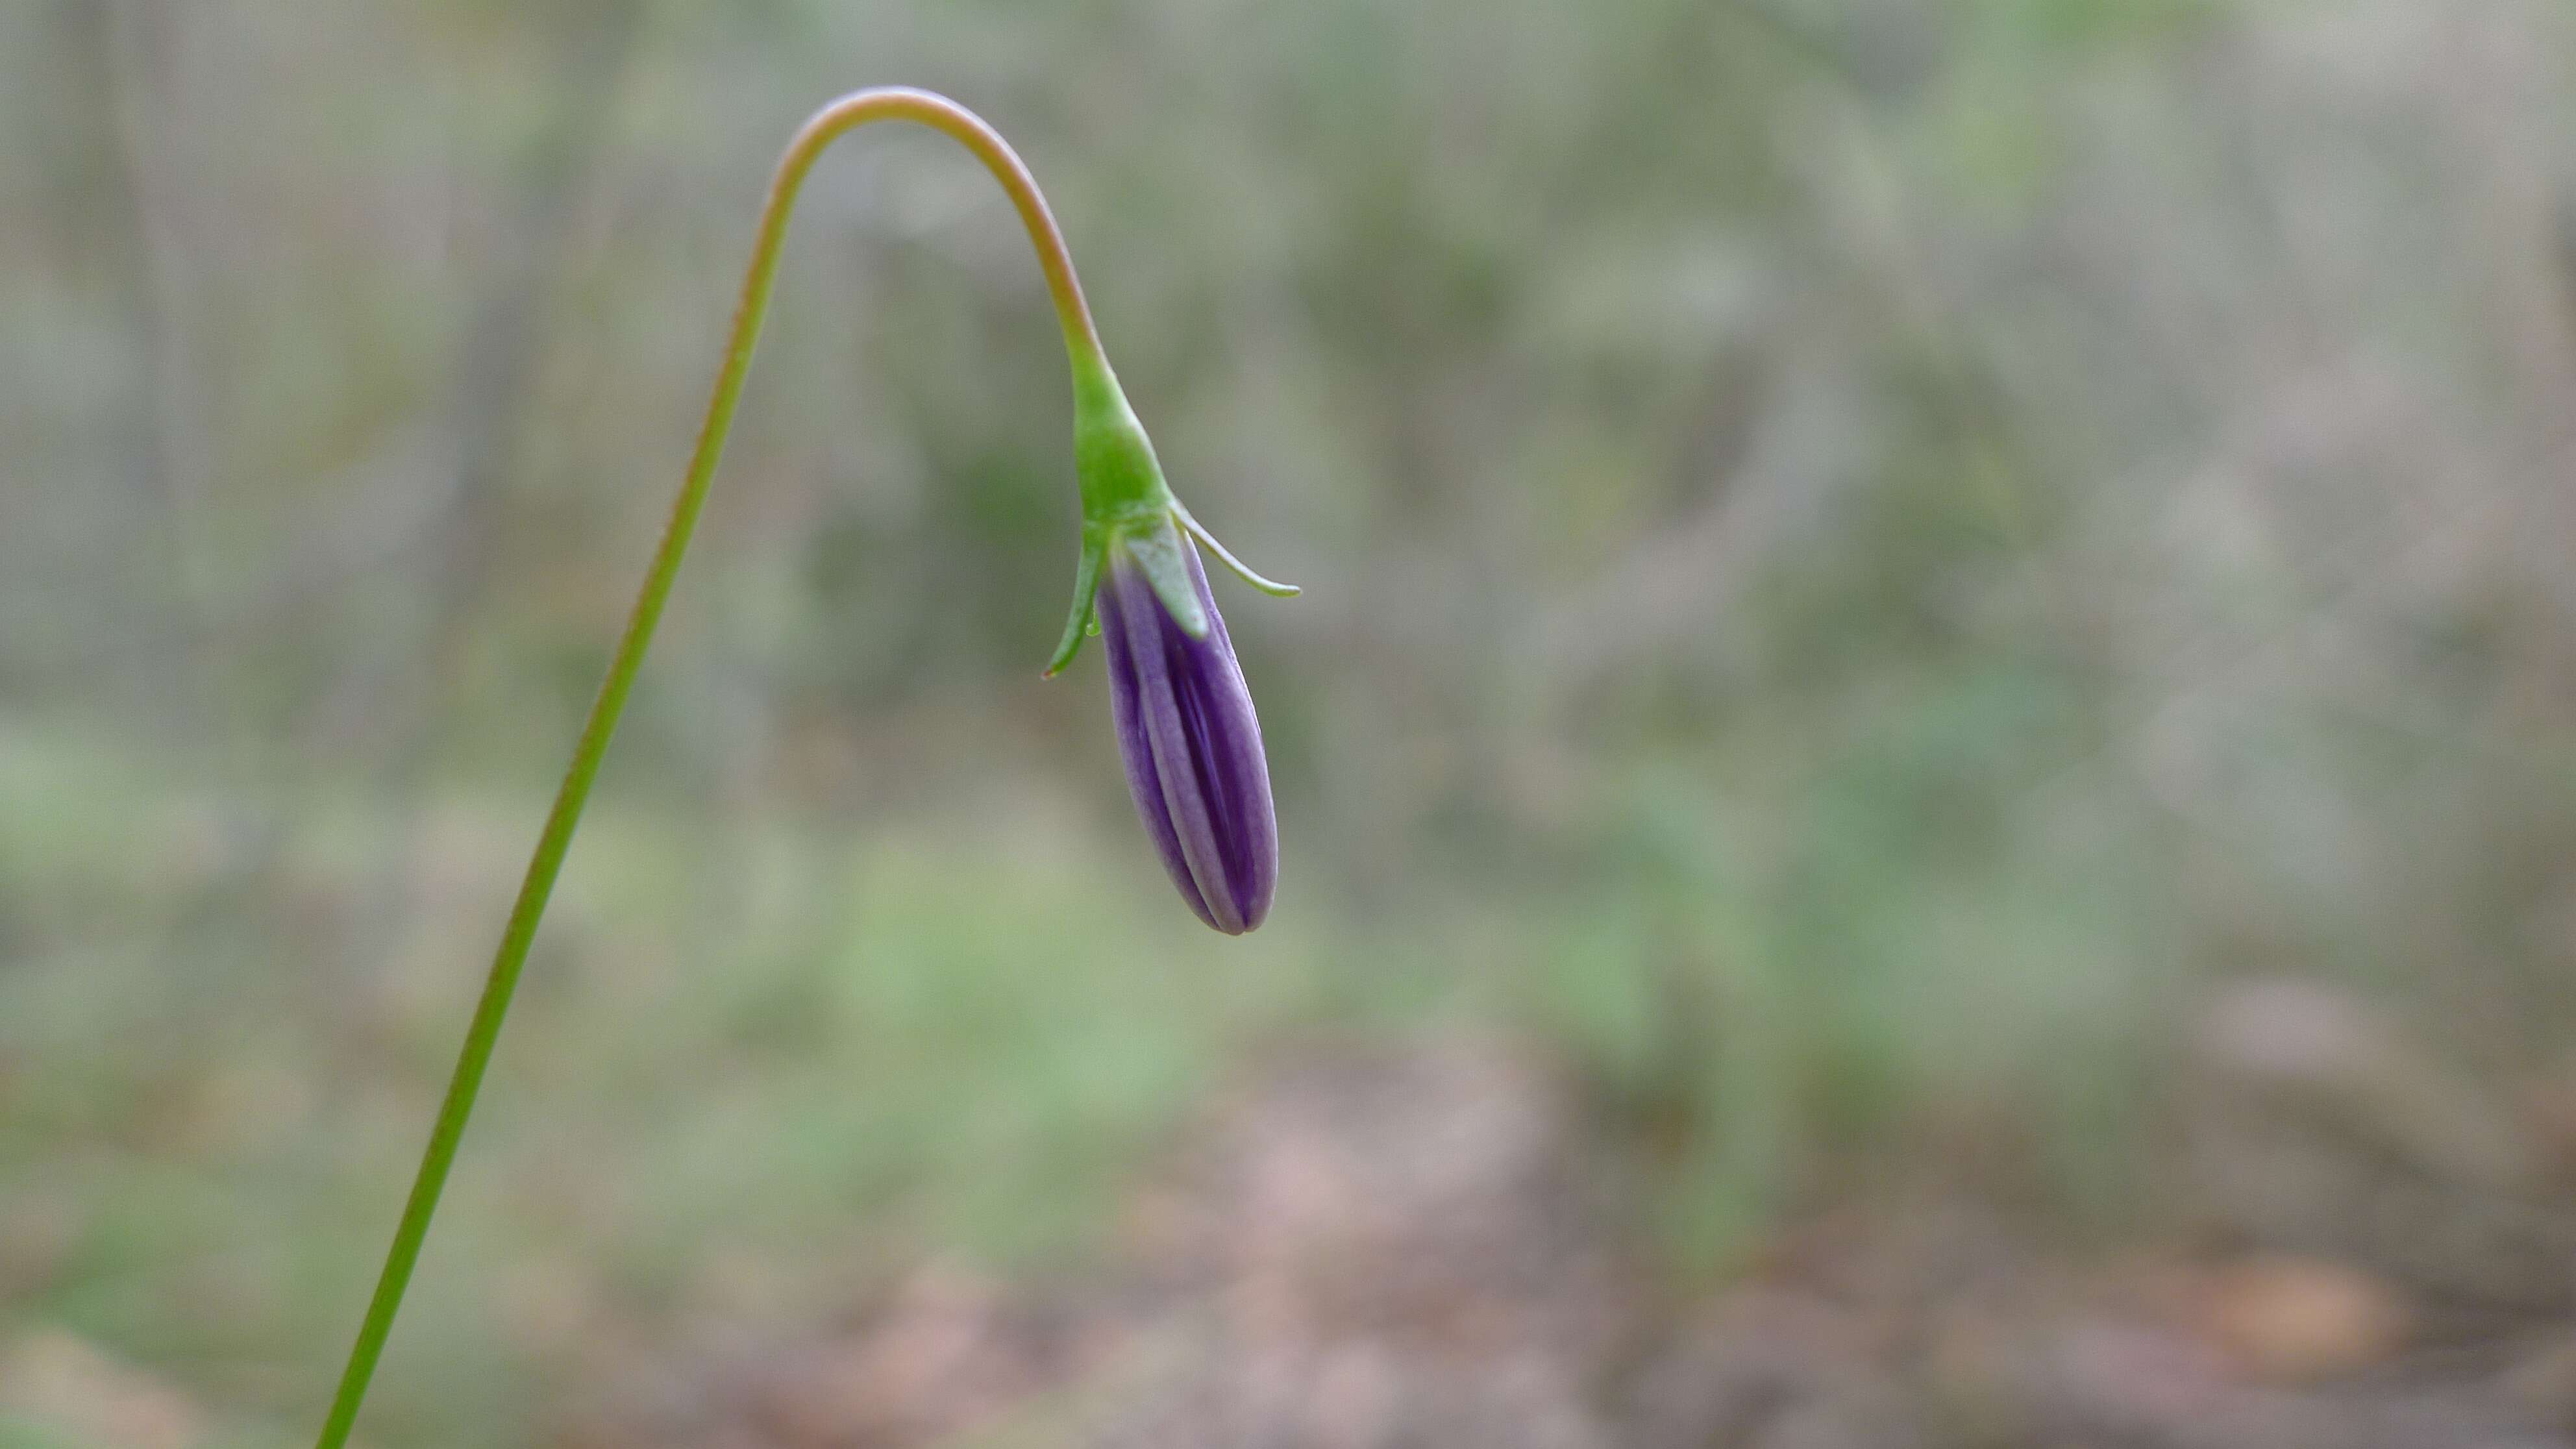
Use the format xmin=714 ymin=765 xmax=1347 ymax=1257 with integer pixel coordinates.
xmin=1046 ymin=354 xmax=1296 ymax=933
xmin=1097 ymin=528 xmax=1275 ymax=932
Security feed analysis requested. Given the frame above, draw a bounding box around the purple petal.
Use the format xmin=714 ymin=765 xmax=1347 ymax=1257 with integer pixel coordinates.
xmin=1099 ymin=534 xmax=1278 ymax=934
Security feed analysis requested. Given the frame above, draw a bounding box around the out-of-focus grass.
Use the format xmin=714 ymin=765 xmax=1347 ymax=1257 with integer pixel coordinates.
xmin=0 ymin=717 xmax=1356 ymax=1446
xmin=0 ymin=670 xmax=2320 ymax=1446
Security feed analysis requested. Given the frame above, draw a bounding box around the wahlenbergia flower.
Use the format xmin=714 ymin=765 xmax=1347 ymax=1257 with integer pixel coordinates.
xmin=1045 ymin=353 xmax=1297 ymax=934
xmin=1046 ymin=351 xmax=1298 ymax=928
xmin=312 ymin=88 xmax=1298 ymax=1449
xmin=1095 ymin=526 xmax=1279 ymax=932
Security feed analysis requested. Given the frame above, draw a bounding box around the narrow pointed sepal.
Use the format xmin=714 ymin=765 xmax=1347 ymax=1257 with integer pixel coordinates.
xmin=1173 ymin=501 xmax=1300 ymax=597
xmin=1045 ymin=531 xmax=1109 ymax=676
xmin=1118 ymin=513 xmax=1210 ymax=639
xmin=1099 ymin=535 xmax=1278 ymax=933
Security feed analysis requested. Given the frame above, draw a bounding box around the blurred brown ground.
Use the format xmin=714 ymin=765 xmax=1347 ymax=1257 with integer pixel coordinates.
xmin=552 ymin=978 xmax=2576 ymax=1448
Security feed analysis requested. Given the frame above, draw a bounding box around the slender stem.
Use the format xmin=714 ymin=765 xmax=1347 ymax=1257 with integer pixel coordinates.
xmin=312 ymin=88 xmax=1101 ymax=1449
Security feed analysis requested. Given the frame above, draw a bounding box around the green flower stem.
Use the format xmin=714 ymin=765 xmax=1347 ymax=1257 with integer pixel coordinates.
xmin=311 ymin=88 xmax=1104 ymax=1449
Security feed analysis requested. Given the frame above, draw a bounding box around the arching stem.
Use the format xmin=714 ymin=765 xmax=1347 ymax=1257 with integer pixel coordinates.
xmin=310 ymin=88 xmax=1102 ymax=1449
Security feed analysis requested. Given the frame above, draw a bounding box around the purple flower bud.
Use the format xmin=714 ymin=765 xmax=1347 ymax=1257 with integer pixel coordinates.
xmin=1098 ymin=530 xmax=1278 ymax=934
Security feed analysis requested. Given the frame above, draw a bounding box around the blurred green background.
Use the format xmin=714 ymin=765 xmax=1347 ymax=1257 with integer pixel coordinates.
xmin=6 ymin=1 xmax=2576 ymax=1445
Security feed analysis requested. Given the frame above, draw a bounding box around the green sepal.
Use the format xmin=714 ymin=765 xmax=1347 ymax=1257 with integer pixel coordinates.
xmin=1070 ymin=353 xmax=1174 ymax=525
xmin=1043 ymin=527 xmax=1108 ymax=676
xmin=1052 ymin=345 xmax=1291 ymax=662
xmin=1173 ymin=500 xmax=1300 ymax=597
xmin=1119 ymin=513 xmax=1209 ymax=638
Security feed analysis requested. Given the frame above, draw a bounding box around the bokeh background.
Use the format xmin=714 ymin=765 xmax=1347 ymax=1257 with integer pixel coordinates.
xmin=6 ymin=1 xmax=2576 ymax=1444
